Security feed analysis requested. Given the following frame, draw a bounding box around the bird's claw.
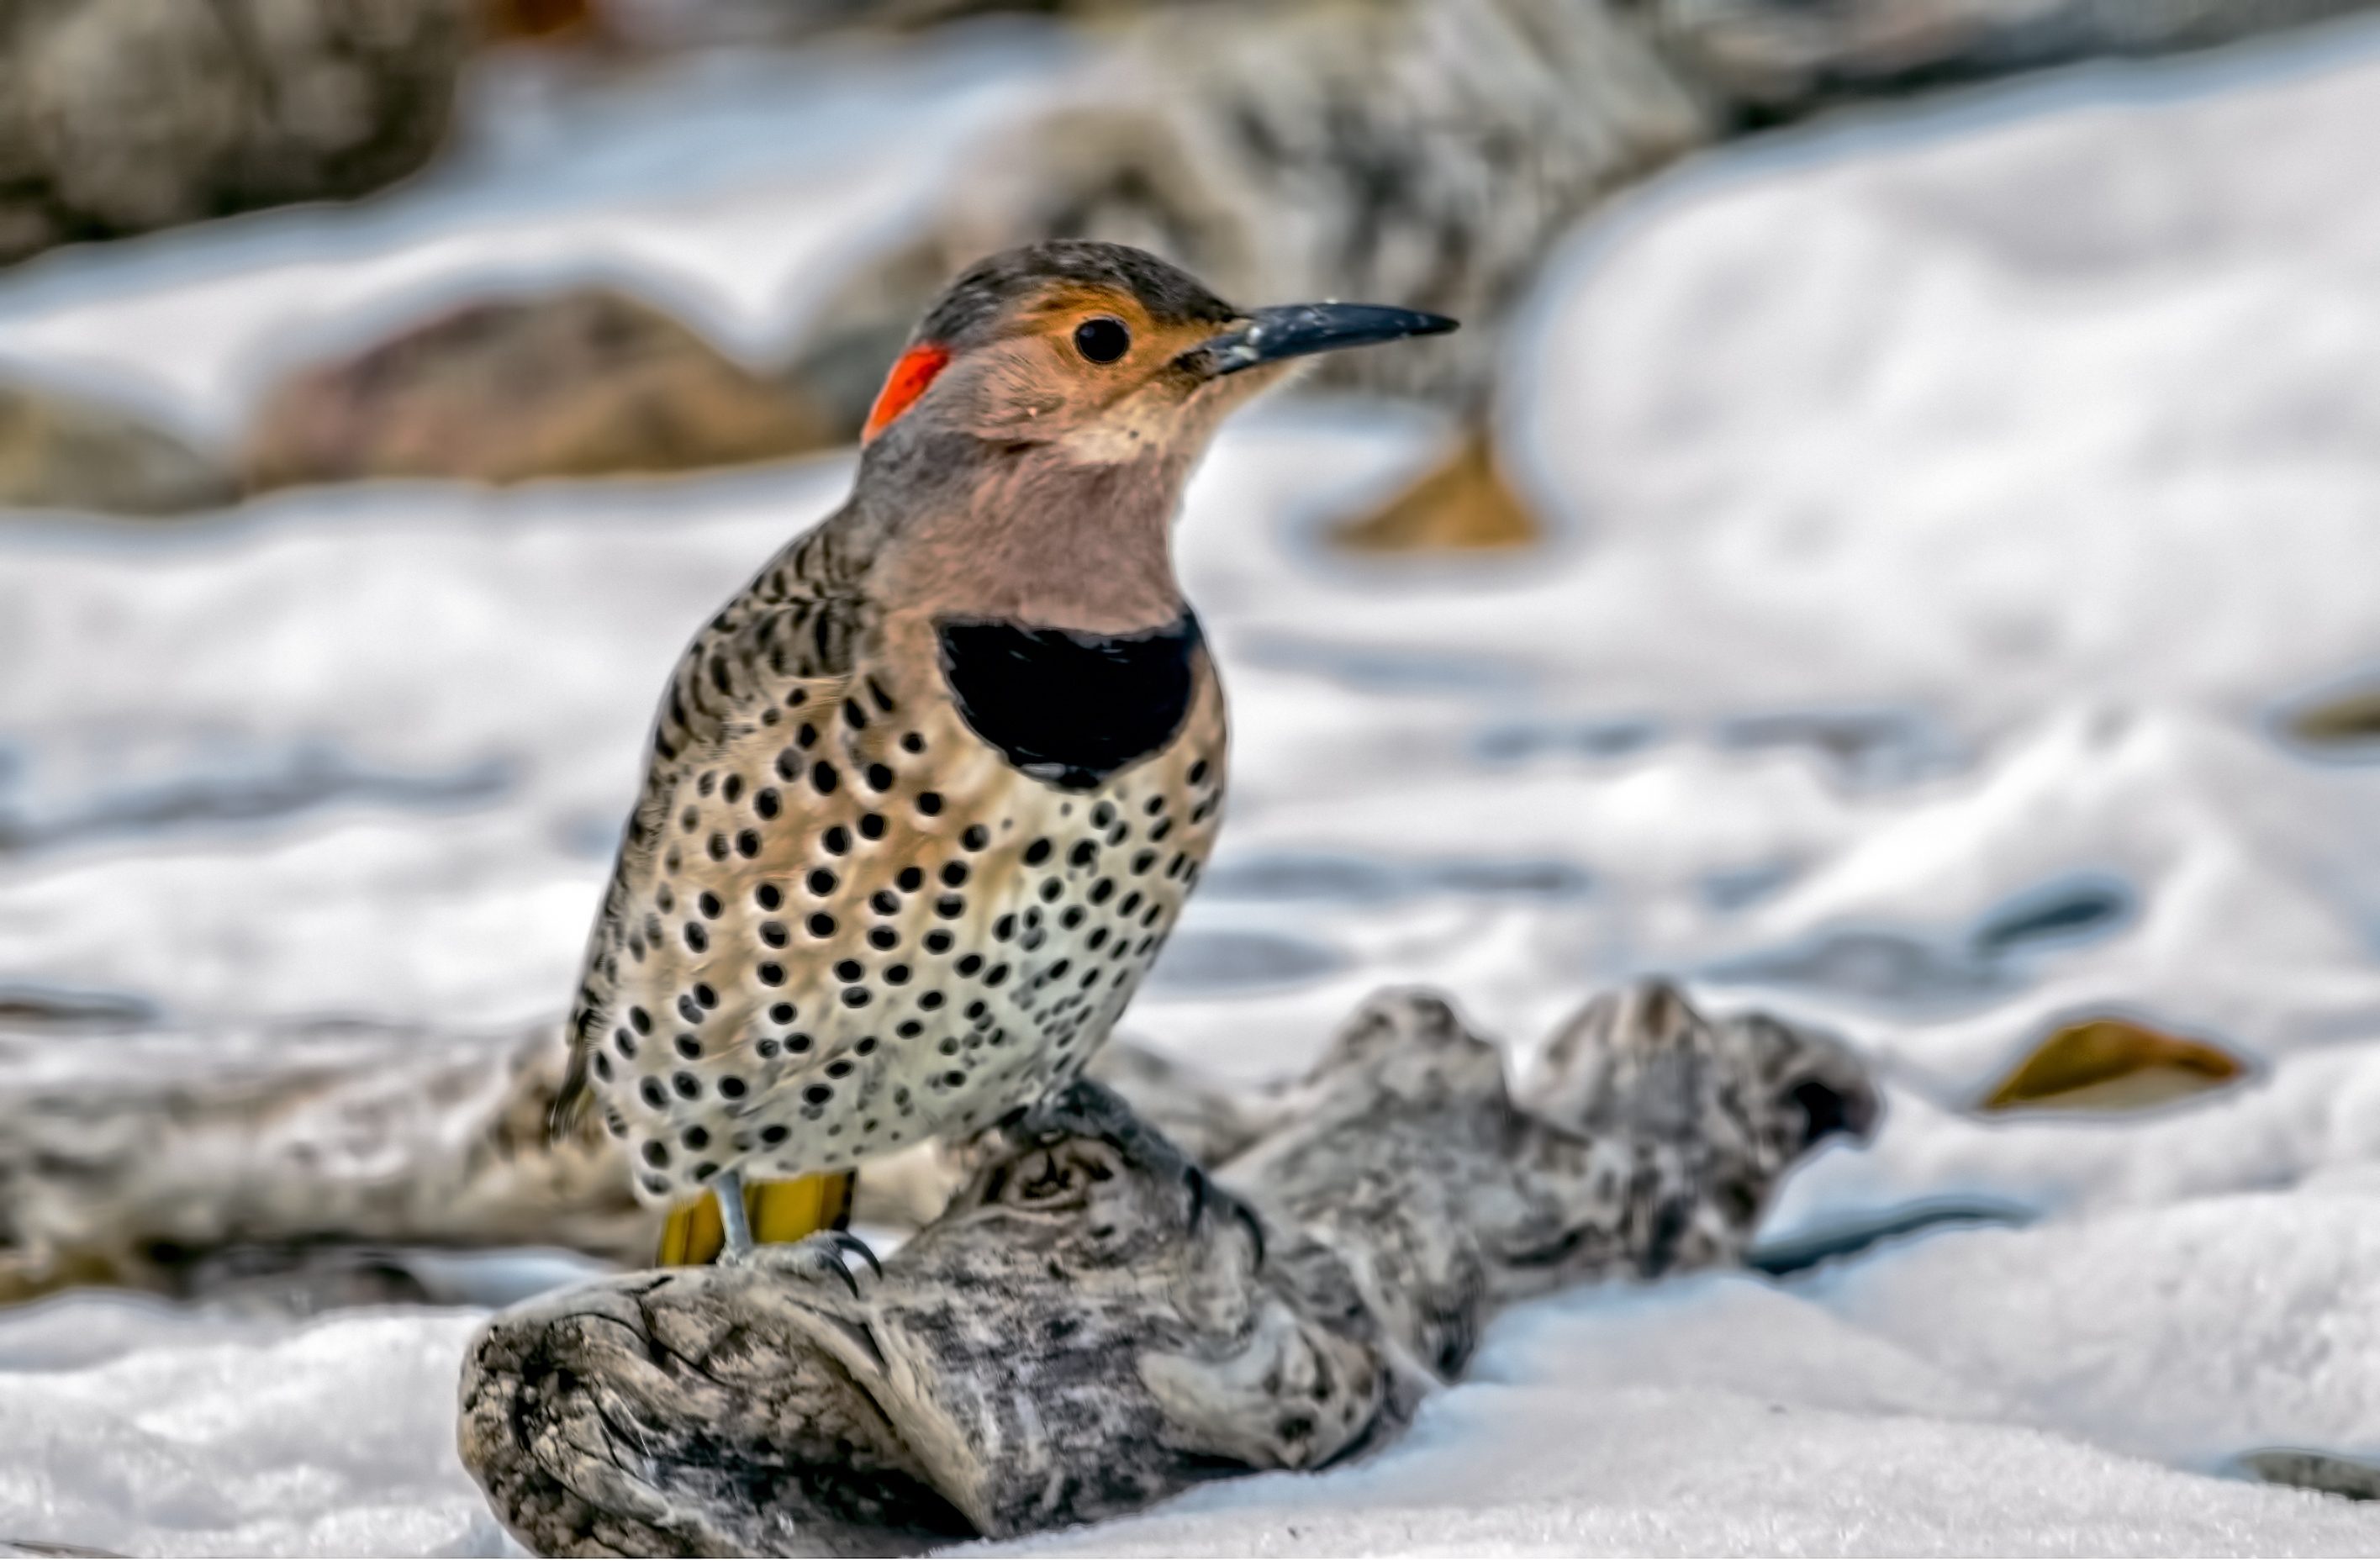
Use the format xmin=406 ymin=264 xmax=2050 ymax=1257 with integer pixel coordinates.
xmin=830 ymin=1230 xmax=883 ymax=1284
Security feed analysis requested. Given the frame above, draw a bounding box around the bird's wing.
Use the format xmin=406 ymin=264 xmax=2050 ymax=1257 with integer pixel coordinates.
xmin=552 ymin=519 xmax=875 ymax=1139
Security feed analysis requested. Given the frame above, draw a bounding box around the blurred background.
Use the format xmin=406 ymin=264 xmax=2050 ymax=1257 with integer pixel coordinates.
xmin=5 ymin=0 xmax=2380 ymax=1553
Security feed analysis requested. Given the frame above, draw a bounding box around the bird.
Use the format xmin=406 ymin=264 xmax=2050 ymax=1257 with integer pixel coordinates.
xmin=556 ymin=239 xmax=1454 ymax=1264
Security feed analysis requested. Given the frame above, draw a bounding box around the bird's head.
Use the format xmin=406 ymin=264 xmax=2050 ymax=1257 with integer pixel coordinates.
xmin=860 ymin=240 xmax=1453 ymax=469
xmin=854 ymin=240 xmax=1454 ymax=627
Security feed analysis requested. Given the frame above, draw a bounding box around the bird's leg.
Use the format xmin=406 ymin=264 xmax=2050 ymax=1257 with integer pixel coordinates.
xmin=714 ymin=1169 xmax=753 ymax=1259
xmin=657 ymin=1171 xmax=855 ymax=1266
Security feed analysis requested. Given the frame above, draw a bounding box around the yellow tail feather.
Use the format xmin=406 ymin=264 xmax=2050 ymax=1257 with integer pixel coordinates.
xmin=655 ymin=1171 xmax=856 ymax=1266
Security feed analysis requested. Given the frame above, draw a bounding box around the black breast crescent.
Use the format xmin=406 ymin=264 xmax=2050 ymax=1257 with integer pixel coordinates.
xmin=936 ymin=611 xmax=1203 ymax=791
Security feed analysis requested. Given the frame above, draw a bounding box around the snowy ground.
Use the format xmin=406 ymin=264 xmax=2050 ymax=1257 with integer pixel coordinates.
xmin=4 ymin=18 xmax=2380 ymax=1558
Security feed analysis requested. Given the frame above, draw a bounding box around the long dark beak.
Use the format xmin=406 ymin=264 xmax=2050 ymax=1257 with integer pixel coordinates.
xmin=1180 ymin=302 xmax=1458 ymax=377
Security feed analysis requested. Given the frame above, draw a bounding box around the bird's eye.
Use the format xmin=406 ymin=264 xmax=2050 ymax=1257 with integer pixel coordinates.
xmin=1073 ymin=316 xmax=1132 ymax=364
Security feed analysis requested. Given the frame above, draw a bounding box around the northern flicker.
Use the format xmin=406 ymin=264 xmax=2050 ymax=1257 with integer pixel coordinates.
xmin=557 ymin=240 xmax=1454 ymax=1263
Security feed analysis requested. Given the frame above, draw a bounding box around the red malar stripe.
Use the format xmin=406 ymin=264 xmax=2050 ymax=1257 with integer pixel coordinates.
xmin=863 ymin=342 xmax=953 ymax=441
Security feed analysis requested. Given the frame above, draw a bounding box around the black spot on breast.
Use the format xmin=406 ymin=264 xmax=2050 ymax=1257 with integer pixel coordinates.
xmin=937 ymin=611 xmax=1203 ymax=789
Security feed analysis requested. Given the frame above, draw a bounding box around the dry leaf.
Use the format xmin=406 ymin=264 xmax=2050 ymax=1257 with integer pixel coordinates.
xmin=2286 ymin=688 xmax=2380 ymax=746
xmin=1329 ymin=429 xmax=1542 ymax=552
xmin=1980 ymin=1016 xmax=2243 ymax=1112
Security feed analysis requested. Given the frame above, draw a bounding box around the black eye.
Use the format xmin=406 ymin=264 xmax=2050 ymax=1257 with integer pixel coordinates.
xmin=1073 ymin=316 xmax=1131 ymax=364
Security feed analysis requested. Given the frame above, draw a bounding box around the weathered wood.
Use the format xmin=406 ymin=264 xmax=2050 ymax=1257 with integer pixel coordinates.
xmin=457 ymin=980 xmax=1876 ymax=1556
xmin=0 ymin=1016 xmax=649 ymax=1303
xmin=0 ymin=1002 xmax=1269 ymax=1306
xmin=0 ymin=1003 xmax=1292 ymax=1305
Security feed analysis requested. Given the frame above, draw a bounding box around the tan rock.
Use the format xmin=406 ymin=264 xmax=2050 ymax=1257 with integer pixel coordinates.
xmin=1980 ymin=1016 xmax=2245 ymax=1112
xmin=244 ymin=288 xmax=841 ymax=488
xmin=0 ymin=385 xmax=238 ymax=516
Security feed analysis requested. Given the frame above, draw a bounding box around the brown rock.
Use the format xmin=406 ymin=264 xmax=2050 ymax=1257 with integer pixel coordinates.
xmin=1329 ymin=428 xmax=1543 ymax=552
xmin=0 ymin=385 xmax=239 ymax=516
xmin=1980 ymin=1016 xmax=2245 ymax=1112
xmin=244 ymin=289 xmax=841 ymax=488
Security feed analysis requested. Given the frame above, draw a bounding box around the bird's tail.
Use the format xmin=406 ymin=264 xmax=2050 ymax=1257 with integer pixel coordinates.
xmin=546 ymin=1048 xmax=594 ymax=1143
xmin=547 ymin=994 xmax=606 ymax=1144
xmin=656 ymin=1171 xmax=856 ymax=1265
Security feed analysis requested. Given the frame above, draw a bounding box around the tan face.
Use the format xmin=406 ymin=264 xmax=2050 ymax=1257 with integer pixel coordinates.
xmin=935 ymin=283 xmax=1285 ymax=464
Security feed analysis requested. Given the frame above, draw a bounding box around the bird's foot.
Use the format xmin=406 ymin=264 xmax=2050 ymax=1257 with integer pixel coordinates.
xmin=724 ymin=1229 xmax=883 ymax=1300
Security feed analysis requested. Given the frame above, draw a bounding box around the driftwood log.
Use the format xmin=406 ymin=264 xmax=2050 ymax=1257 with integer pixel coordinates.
xmin=456 ymin=980 xmax=1877 ymax=1556
xmin=0 ymin=1015 xmax=646 ymax=1304
xmin=0 ymin=1003 xmax=1279 ymax=1306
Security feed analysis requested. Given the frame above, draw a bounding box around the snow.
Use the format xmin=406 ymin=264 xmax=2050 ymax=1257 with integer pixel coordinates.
xmin=5 ymin=19 xmax=2380 ymax=1558
xmin=0 ymin=1303 xmax=500 ymax=1557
